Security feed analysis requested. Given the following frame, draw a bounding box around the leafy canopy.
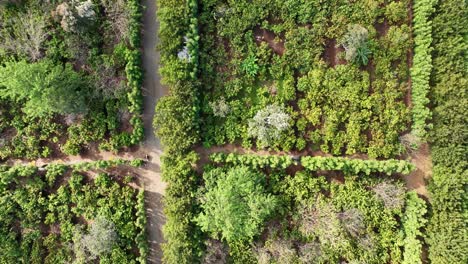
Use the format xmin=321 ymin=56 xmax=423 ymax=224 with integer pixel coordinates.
xmin=196 ymin=166 xmax=277 ymax=243
xmin=0 ymin=60 xmax=88 ymax=117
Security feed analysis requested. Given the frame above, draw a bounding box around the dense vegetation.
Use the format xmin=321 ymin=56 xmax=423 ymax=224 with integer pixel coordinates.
xmin=0 ymin=161 xmax=148 ymax=263
xmin=426 ymin=0 xmax=467 ymax=263
xmin=0 ymin=0 xmax=144 ymax=160
xmin=192 ymin=155 xmax=425 ymax=263
xmin=410 ymin=0 xmax=436 ymax=138
xmin=152 ymin=0 xmax=442 ymax=263
xmin=154 ymin=0 xmax=202 ymax=263
xmin=197 ymin=0 xmax=412 ymax=158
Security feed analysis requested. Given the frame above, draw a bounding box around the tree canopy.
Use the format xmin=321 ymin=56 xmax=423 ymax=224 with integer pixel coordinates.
xmin=196 ymin=166 xmax=277 ymax=243
xmin=0 ymin=60 xmax=88 ymax=117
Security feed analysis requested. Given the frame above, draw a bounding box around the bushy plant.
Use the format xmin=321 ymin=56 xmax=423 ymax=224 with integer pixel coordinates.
xmin=248 ymin=105 xmax=291 ymax=148
xmin=339 ymin=24 xmax=371 ymax=65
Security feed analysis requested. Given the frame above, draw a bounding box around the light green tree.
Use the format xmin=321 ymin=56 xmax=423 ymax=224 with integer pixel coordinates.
xmin=196 ymin=166 xmax=277 ymax=243
xmin=0 ymin=60 xmax=88 ymax=117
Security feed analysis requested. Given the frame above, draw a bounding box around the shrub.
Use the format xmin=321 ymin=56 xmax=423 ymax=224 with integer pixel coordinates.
xmin=339 ymin=24 xmax=371 ymax=65
xmin=248 ymin=105 xmax=291 ymax=148
xmin=372 ymin=181 xmax=406 ymax=210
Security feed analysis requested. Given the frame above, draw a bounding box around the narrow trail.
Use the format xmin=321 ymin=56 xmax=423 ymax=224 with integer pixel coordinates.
xmin=140 ymin=0 xmax=167 ymax=263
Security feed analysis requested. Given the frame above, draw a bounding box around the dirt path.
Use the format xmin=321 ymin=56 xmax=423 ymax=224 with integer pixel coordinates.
xmin=403 ymin=143 xmax=431 ymax=198
xmin=140 ymin=0 xmax=167 ymax=263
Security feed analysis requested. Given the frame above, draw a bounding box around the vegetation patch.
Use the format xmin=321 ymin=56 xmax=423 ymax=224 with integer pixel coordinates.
xmin=0 ymin=0 xmax=144 ymax=160
xmin=0 ymin=162 xmax=148 ymax=263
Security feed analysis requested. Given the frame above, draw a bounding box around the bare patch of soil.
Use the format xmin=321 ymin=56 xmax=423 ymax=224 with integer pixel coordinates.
xmin=374 ymin=19 xmax=389 ymax=38
xmin=323 ymin=39 xmax=346 ymax=67
xmin=403 ymin=143 xmax=432 ymax=198
xmin=253 ymin=27 xmax=285 ymax=55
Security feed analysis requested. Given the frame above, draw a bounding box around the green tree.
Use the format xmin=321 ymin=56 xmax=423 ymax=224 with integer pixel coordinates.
xmin=0 ymin=60 xmax=88 ymax=117
xmin=196 ymin=166 xmax=277 ymax=243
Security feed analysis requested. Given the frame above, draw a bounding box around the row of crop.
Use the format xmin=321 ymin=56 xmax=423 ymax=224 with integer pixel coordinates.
xmin=301 ymin=156 xmax=415 ymax=175
xmin=210 ymin=152 xmax=295 ymax=169
xmin=210 ymin=152 xmax=414 ymax=175
xmin=401 ymin=191 xmax=427 ymax=264
xmin=426 ymin=0 xmax=467 ymax=263
xmin=123 ymin=0 xmax=144 ymax=146
xmin=136 ymin=189 xmax=149 ymax=264
xmin=410 ymin=0 xmax=436 ymax=138
xmin=154 ymin=0 xmax=203 ymax=263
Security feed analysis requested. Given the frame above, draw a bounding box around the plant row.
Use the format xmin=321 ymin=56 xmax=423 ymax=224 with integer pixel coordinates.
xmin=301 ymin=156 xmax=415 ymax=175
xmin=210 ymin=152 xmax=295 ymax=169
xmin=210 ymin=152 xmax=414 ymax=175
xmin=153 ymin=0 xmax=203 ymax=263
xmin=426 ymin=1 xmax=467 ymax=263
xmin=410 ymin=0 xmax=436 ymax=138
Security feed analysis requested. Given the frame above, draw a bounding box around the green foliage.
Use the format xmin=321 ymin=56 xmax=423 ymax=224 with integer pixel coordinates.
xmin=241 ymin=54 xmax=260 ymax=77
xmin=401 ymin=192 xmax=427 ymax=264
xmin=0 ymin=60 xmax=88 ymax=117
xmin=155 ymin=0 xmax=203 ymax=262
xmin=426 ymin=1 xmax=468 ymax=263
xmin=210 ymin=152 xmax=294 ymax=169
xmin=301 ymin=156 xmax=415 ymax=175
xmin=339 ymin=24 xmax=371 ymax=65
xmin=248 ymin=105 xmax=292 ymax=148
xmin=0 ymin=163 xmax=147 ymax=263
xmin=196 ymin=166 xmax=277 ymax=243
xmin=410 ymin=0 xmax=436 ymax=138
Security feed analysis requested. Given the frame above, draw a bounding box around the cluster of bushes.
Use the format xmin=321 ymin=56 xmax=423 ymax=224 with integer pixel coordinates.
xmin=410 ymin=0 xmax=436 ymax=138
xmin=0 ymin=0 xmax=144 ymax=159
xmin=197 ymin=0 xmax=412 ymax=158
xmin=153 ymin=0 xmax=203 ymax=262
xmin=0 ymin=163 xmax=148 ymax=263
xmin=426 ymin=1 xmax=467 ymax=263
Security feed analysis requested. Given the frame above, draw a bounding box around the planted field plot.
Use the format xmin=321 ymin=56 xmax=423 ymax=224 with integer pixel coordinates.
xmin=198 ymin=0 xmax=412 ymax=158
xmin=0 ymin=160 xmax=147 ymax=263
xmin=0 ymin=1 xmax=144 ymax=160
xmin=150 ymin=0 xmax=468 ymax=263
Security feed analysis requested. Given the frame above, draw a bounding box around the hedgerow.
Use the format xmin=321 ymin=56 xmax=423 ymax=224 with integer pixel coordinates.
xmin=153 ymin=0 xmax=203 ymax=263
xmin=410 ymin=0 xmax=436 ymax=138
xmin=426 ymin=1 xmax=467 ymax=262
xmin=301 ymin=156 xmax=415 ymax=175
xmin=402 ymin=192 xmax=427 ymax=264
